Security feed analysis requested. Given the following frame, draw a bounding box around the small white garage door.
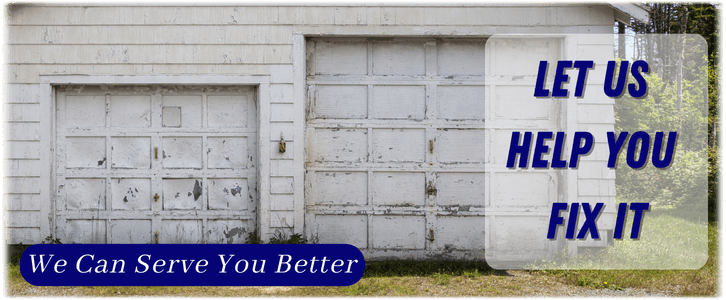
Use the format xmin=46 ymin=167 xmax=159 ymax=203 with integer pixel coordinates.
xmin=55 ymin=85 xmax=257 ymax=244
xmin=305 ymin=38 xmax=562 ymax=258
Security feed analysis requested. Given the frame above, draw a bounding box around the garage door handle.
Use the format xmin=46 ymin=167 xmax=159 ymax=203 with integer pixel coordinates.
xmin=154 ymin=193 xmax=159 ymax=202
xmin=155 ymin=147 xmax=158 ymax=160
xmin=279 ymin=133 xmax=286 ymax=153
xmin=429 ymin=140 xmax=434 ymax=153
xmin=427 ymin=182 xmax=437 ymax=196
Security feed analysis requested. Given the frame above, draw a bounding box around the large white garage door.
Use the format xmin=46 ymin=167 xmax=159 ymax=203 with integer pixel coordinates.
xmin=55 ymin=85 xmax=257 ymax=244
xmin=305 ymin=38 xmax=485 ymax=257
xmin=305 ymin=38 xmax=562 ymax=258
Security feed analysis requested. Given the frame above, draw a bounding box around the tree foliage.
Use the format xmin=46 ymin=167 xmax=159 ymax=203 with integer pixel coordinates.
xmin=617 ymin=3 xmax=719 ymax=221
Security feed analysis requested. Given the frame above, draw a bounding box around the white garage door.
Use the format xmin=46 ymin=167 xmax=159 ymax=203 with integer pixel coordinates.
xmin=305 ymin=38 xmax=488 ymax=257
xmin=305 ymin=38 xmax=562 ymax=258
xmin=55 ymin=85 xmax=257 ymax=244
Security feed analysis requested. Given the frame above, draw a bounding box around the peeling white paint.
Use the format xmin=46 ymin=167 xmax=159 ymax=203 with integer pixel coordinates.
xmin=54 ymin=85 xmax=258 ymax=244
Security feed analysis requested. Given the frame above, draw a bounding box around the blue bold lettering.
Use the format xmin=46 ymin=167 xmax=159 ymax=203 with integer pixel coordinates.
xmin=628 ymin=60 xmax=649 ymax=98
xmin=569 ymin=132 xmax=594 ymax=168
xmin=626 ymin=131 xmax=650 ymax=169
xmin=551 ymin=132 xmax=567 ymax=168
xmin=532 ymin=132 xmax=553 ymax=168
xmin=577 ymin=203 xmax=603 ymax=239
xmin=506 ymin=132 xmax=532 ymax=168
xmin=552 ymin=60 xmax=572 ymax=97
xmin=604 ymin=60 xmax=629 ymax=97
xmin=652 ymin=132 xmax=677 ymax=168
xmin=607 ymin=131 xmax=629 ymax=168
xmin=629 ymin=202 xmax=650 ymax=239
xmin=547 ymin=203 xmax=568 ymax=239
xmin=573 ymin=60 xmax=594 ymax=97
xmin=534 ymin=61 xmax=550 ymax=97
xmin=565 ymin=203 xmax=580 ymax=239
xmin=613 ymin=202 xmax=628 ymax=239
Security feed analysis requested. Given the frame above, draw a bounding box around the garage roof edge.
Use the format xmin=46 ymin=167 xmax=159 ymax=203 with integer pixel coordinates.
xmin=610 ymin=3 xmax=650 ymax=25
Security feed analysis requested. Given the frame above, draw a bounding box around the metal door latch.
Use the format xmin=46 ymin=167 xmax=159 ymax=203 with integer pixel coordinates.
xmin=279 ymin=133 xmax=286 ymax=153
xmin=154 ymin=193 xmax=160 ymax=202
xmin=426 ymin=181 xmax=437 ymax=196
xmin=428 ymin=228 xmax=435 ymax=242
xmin=155 ymin=147 xmax=158 ymax=160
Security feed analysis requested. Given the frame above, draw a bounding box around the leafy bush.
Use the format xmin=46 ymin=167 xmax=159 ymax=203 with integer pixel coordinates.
xmin=613 ymin=65 xmax=710 ymax=220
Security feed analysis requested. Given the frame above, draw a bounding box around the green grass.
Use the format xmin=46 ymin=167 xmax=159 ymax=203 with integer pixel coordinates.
xmin=362 ymin=260 xmax=496 ymax=277
xmin=538 ymin=219 xmax=718 ymax=295
xmin=6 ymin=218 xmax=719 ymax=296
xmin=8 ymin=263 xmax=22 ymax=279
xmin=528 ymin=210 xmax=710 ymax=270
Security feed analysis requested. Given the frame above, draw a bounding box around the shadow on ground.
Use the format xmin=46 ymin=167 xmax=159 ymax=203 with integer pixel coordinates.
xmin=363 ymin=260 xmax=511 ymax=278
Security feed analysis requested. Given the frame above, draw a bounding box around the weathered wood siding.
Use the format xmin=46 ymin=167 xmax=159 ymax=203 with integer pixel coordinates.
xmin=6 ymin=4 xmax=616 ymax=245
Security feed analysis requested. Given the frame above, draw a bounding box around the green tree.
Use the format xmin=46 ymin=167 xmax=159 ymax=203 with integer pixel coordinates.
xmin=620 ymin=3 xmax=719 ymax=221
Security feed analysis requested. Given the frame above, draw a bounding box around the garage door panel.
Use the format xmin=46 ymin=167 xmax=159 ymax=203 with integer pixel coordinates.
xmin=311 ymin=128 xmax=367 ymax=163
xmin=208 ymin=95 xmax=250 ymax=128
xmin=313 ymin=41 xmax=368 ymax=75
xmin=110 ymin=95 xmax=151 ymax=128
xmin=372 ymin=216 xmax=426 ymax=250
xmin=372 ymin=129 xmax=425 ymax=163
xmin=493 ymin=173 xmax=555 ymax=207
xmin=491 ymin=216 xmax=552 ymax=254
xmin=65 ymin=178 xmax=106 ymax=210
xmin=436 ymin=173 xmax=487 ymax=206
xmin=64 ymin=220 xmax=107 ymax=244
xmin=437 ymin=86 xmax=486 ymax=120
xmin=206 ymin=220 xmax=250 ymax=244
xmin=313 ymin=85 xmax=368 ymax=119
xmin=489 ymin=39 xmax=559 ymax=76
xmin=162 ymin=137 xmax=203 ymax=169
xmin=208 ymin=178 xmax=250 ymax=210
xmin=493 ymin=129 xmax=555 ymax=164
xmin=371 ymin=85 xmax=426 ymax=120
xmin=161 ymin=220 xmax=202 ymax=244
xmin=312 ymin=172 xmax=367 ymax=205
xmin=315 ymin=215 xmax=368 ymax=248
xmin=372 ymin=172 xmax=426 ymax=206
xmin=436 ymin=129 xmax=486 ymax=163
xmin=110 ymin=220 xmax=151 ymax=244
xmin=111 ymin=137 xmax=151 ymax=169
xmin=372 ymin=42 xmax=426 ymax=75
xmin=437 ymin=40 xmax=486 ymax=76
xmin=495 ymin=85 xmax=557 ymax=120
xmin=111 ymin=178 xmax=151 ymax=211
xmin=436 ymin=216 xmax=485 ymax=249
xmin=162 ymin=95 xmax=202 ymax=128
xmin=65 ymin=137 xmax=106 ymax=168
xmin=163 ymin=178 xmax=203 ymax=210
xmin=207 ymin=137 xmax=248 ymax=169
xmin=63 ymin=95 xmax=106 ymax=128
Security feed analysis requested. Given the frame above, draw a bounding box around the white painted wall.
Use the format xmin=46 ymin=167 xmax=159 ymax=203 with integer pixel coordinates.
xmin=5 ymin=4 xmax=619 ymax=257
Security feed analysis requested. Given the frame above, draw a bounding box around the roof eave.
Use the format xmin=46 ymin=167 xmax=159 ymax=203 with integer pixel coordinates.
xmin=610 ymin=3 xmax=650 ymax=25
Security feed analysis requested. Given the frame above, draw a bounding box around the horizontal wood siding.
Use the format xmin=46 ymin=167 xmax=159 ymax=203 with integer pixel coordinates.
xmin=8 ymin=6 xmax=614 ymax=26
